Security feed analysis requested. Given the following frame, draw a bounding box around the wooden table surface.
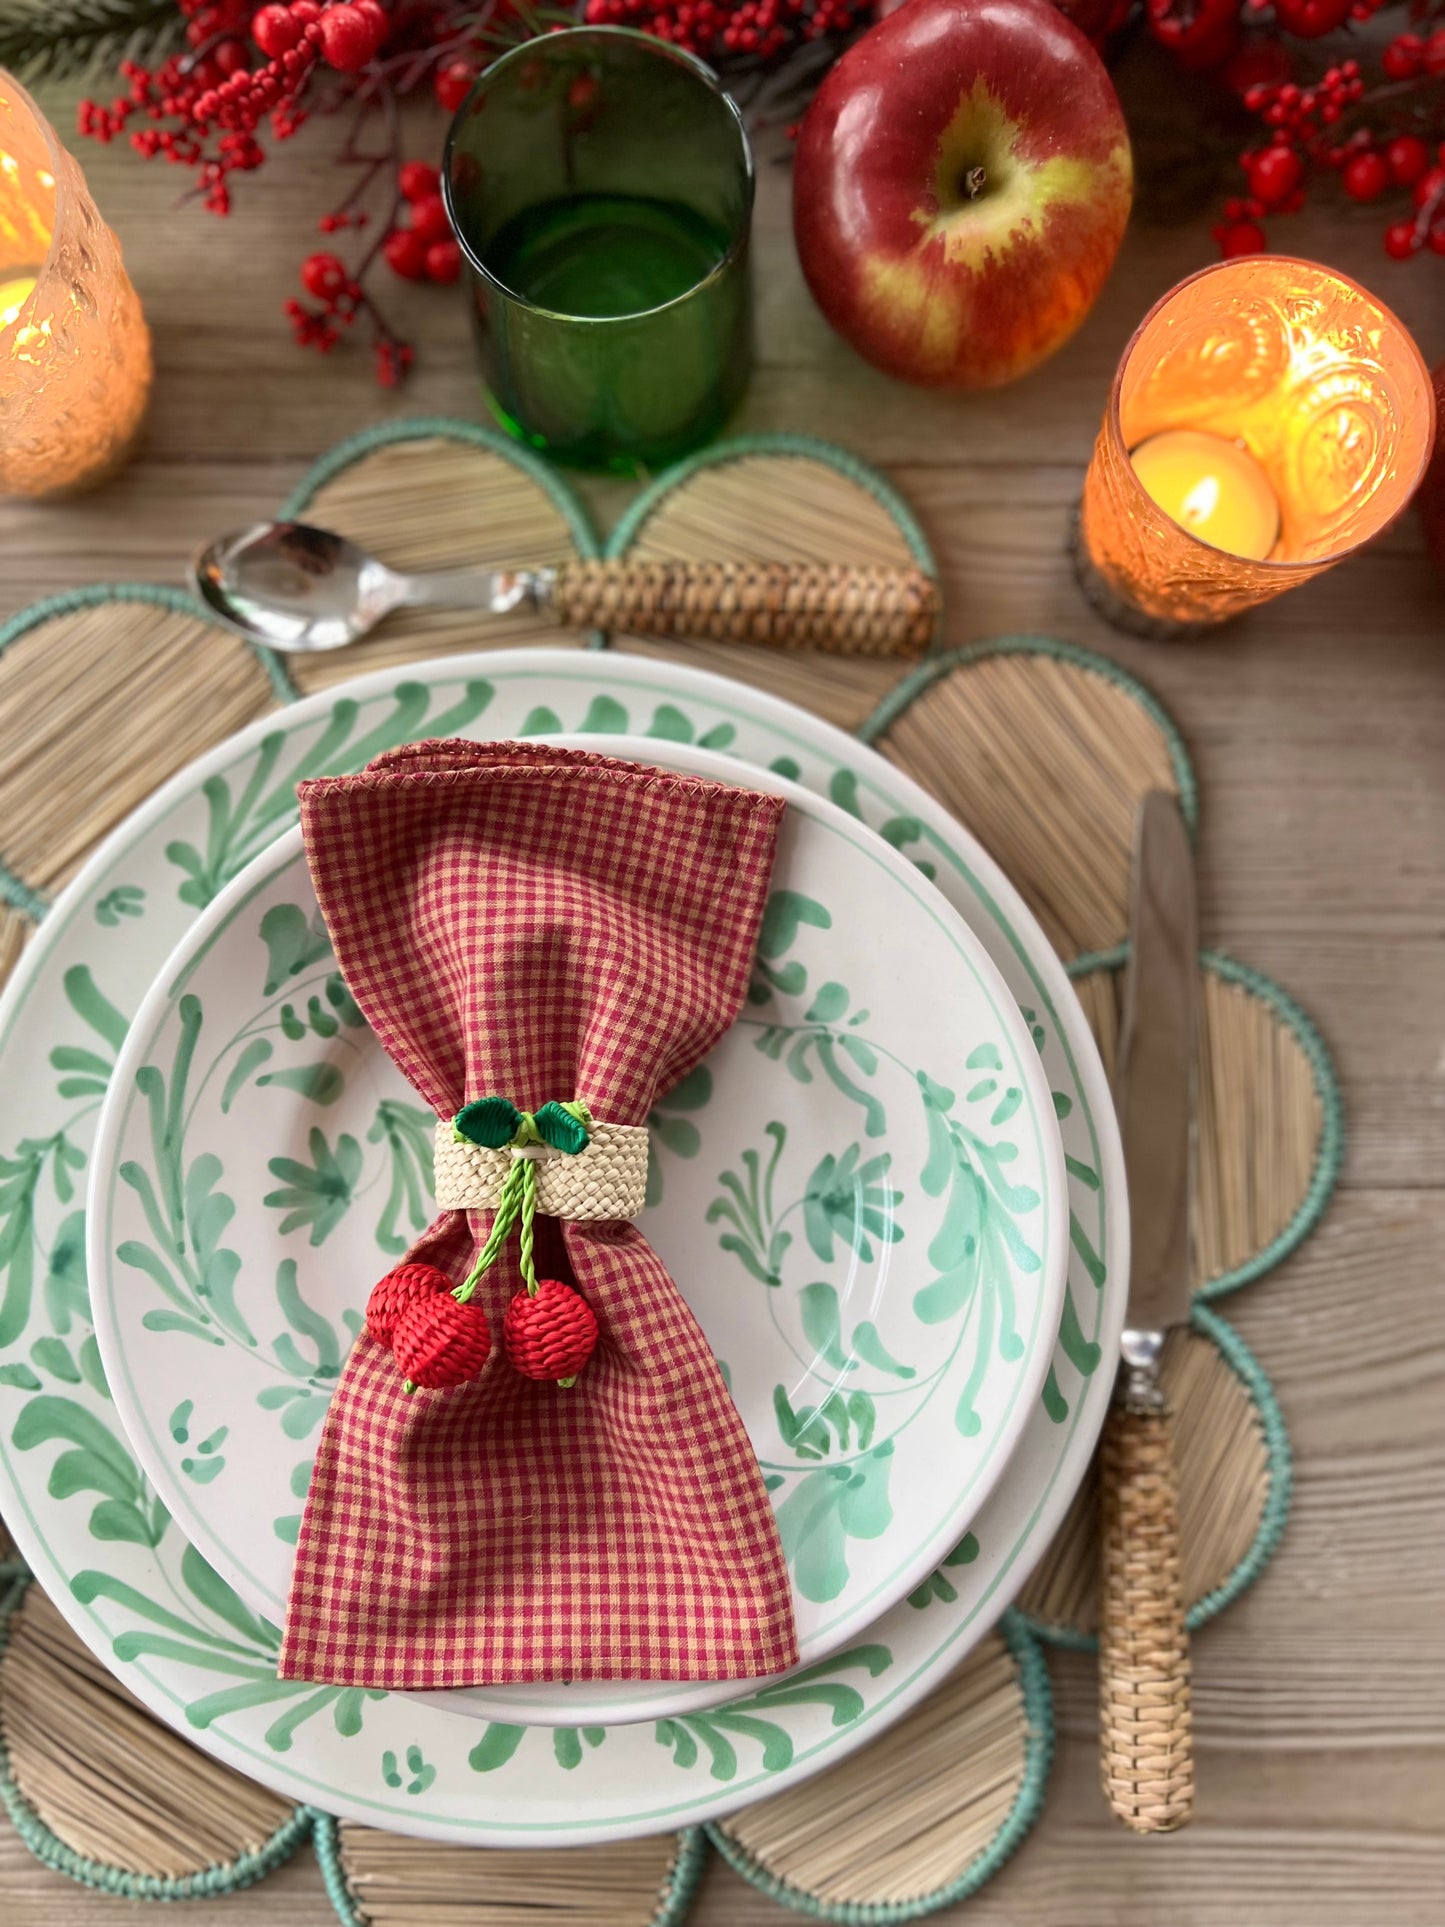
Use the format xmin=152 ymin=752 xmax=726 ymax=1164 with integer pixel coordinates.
xmin=2 ymin=72 xmax=1443 ymax=1927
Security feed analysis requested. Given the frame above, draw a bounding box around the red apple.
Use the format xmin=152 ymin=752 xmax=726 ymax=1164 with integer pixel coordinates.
xmin=793 ymin=0 xmax=1133 ymax=390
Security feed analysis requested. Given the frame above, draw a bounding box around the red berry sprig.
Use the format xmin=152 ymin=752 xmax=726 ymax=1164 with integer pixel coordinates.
xmin=1220 ymin=23 xmax=1445 ymax=269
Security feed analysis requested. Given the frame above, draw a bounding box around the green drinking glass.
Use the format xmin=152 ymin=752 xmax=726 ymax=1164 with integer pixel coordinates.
xmin=443 ymin=27 xmax=755 ymax=474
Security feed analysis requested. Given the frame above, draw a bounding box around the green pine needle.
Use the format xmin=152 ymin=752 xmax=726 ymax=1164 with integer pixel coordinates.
xmin=0 ymin=0 xmax=183 ymax=83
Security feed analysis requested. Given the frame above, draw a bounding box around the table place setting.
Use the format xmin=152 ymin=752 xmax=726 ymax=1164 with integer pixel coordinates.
xmin=0 ymin=0 xmax=1438 ymax=1920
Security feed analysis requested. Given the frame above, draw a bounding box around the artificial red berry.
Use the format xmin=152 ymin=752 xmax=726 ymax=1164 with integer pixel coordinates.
xmin=1384 ymin=220 xmax=1422 ymax=260
xmin=407 ymin=191 xmax=449 ymax=245
xmin=394 ymin=1293 xmax=493 ymax=1388
xmin=1381 ymin=33 xmax=1422 ymax=78
xmin=252 ymin=2 xmax=300 ymax=53
xmin=290 ymin=0 xmax=322 ymax=22
xmin=425 ymin=238 xmax=461 ymax=282
xmin=320 ymin=3 xmax=382 ymax=71
xmin=503 ymin=1279 xmax=599 ymax=1384
xmin=383 ymin=226 xmax=429 ymax=279
xmin=1215 ymin=217 xmax=1267 ymax=257
xmin=365 ymin=1261 xmax=451 ymax=1346
xmin=300 ymin=249 xmax=349 ymax=300
xmin=1414 ymin=167 xmax=1445 ymax=210
xmin=353 ymin=0 xmax=389 ymax=31
xmin=434 ymin=58 xmax=476 ymax=111
xmin=213 ymin=38 xmax=250 ymax=75
xmin=1386 ymin=137 xmax=1430 ymax=189
xmin=1424 ymin=30 xmax=1445 ymax=75
xmin=1246 ymin=145 xmax=1303 ymax=205
xmin=1274 ymin=0 xmax=1348 ymax=34
xmin=1341 ymin=150 xmax=1389 ymax=201
xmin=399 ymin=159 xmax=440 ymax=203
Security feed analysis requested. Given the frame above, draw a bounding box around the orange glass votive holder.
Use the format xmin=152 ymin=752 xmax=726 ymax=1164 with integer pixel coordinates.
xmin=1 ymin=71 xmax=152 ymax=498
xmin=1075 ymin=257 xmax=1435 ymax=638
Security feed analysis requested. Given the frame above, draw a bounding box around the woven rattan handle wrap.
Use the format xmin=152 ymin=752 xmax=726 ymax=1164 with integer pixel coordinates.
xmin=1098 ymin=1399 xmax=1195 ymax=1833
xmin=547 ymin=559 xmax=938 ymax=658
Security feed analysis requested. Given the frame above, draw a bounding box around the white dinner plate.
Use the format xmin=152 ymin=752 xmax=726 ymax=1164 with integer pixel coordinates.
xmin=0 ymin=647 xmax=1124 ymax=1844
xmin=91 ymin=738 xmax=1068 ymax=1728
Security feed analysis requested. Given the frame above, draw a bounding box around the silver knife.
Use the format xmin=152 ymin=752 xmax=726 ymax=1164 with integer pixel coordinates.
xmin=1098 ymin=789 xmax=1197 ymax=1835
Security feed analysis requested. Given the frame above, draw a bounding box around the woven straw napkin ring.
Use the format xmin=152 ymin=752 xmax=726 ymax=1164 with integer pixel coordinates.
xmin=362 ymin=1097 xmax=647 ymax=1394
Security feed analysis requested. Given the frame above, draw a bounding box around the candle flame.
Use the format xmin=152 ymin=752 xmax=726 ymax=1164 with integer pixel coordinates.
xmin=1180 ymin=475 xmax=1220 ymax=529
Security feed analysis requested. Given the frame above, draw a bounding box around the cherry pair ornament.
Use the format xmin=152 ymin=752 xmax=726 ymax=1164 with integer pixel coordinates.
xmin=364 ymin=1094 xmax=602 ymax=1391
xmin=366 ymin=1262 xmax=599 ymax=1390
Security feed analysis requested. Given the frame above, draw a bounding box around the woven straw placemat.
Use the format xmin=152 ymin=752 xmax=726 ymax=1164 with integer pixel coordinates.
xmin=0 ymin=425 xmax=1338 ymax=1924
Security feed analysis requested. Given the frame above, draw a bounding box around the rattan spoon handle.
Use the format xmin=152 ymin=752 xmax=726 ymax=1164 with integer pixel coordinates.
xmin=546 ymin=559 xmax=939 ymax=658
xmin=1099 ymin=1397 xmax=1195 ymax=1834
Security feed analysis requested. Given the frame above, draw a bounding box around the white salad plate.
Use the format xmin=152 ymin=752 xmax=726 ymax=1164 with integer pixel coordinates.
xmin=0 ymin=647 xmax=1125 ymax=1844
xmin=89 ymin=736 xmax=1069 ymax=1730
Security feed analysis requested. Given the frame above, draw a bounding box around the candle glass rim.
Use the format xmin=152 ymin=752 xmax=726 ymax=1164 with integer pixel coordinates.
xmin=1105 ymin=254 xmax=1437 ymax=575
xmin=440 ymin=25 xmax=755 ymax=326
xmin=0 ymin=68 xmax=67 ymax=339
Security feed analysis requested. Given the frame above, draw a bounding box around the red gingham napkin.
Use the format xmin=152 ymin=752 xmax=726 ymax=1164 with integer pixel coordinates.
xmin=278 ymin=740 xmax=800 ymax=1690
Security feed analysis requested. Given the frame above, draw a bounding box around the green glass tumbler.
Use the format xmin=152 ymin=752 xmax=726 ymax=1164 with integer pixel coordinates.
xmin=443 ymin=27 xmax=754 ymax=474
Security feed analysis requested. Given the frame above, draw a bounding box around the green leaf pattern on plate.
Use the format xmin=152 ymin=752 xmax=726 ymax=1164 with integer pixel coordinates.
xmin=0 ymin=670 xmax=1113 ymax=1822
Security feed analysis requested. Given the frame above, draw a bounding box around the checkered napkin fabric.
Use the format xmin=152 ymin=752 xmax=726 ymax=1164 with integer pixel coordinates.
xmin=278 ymin=740 xmax=800 ymax=1690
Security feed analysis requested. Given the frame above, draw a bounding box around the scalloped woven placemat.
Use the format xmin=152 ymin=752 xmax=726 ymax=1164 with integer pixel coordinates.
xmin=0 ymin=425 xmax=1339 ymax=1924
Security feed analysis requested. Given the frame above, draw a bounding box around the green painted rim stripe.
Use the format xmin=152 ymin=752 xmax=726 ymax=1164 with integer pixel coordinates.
xmin=1024 ymin=1301 xmax=1292 ymax=1650
xmin=857 ymin=633 xmax=1200 ymax=836
xmin=0 ymin=1563 xmax=313 ymax=1899
xmin=311 ymin=1807 xmax=709 ymax=1927
xmin=704 ymin=1608 xmax=1053 ymax=1923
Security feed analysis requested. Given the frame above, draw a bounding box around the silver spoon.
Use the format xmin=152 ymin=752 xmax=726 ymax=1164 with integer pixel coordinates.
xmin=191 ymin=520 xmax=940 ymax=659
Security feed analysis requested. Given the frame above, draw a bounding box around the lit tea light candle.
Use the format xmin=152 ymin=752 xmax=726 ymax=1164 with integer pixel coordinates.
xmin=1 ymin=70 xmax=151 ymax=498
xmin=1075 ymin=258 xmax=1434 ymax=639
xmin=1129 ymin=430 xmax=1280 ymax=563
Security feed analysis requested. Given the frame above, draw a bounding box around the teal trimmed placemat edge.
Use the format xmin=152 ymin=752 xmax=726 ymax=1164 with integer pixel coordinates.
xmin=704 ymin=1610 xmax=1052 ymax=1925
xmin=311 ymin=1807 xmax=709 ymax=1927
xmin=601 ymin=430 xmax=943 ymax=654
xmin=0 ymin=1562 xmax=314 ymax=1900
xmin=856 ymin=632 xmax=1199 ymax=837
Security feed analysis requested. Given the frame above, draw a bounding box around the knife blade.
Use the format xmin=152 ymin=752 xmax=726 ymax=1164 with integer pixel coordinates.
xmin=1116 ymin=788 xmax=1198 ymax=1394
xmin=1098 ymin=789 xmax=1197 ymax=1836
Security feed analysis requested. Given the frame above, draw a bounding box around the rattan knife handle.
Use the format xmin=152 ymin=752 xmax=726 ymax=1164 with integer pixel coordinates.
xmin=547 ymin=559 xmax=938 ymax=658
xmin=1099 ymin=1398 xmax=1194 ymax=1833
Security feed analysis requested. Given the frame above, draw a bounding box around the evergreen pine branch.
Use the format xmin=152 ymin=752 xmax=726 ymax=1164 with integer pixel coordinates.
xmin=0 ymin=0 xmax=183 ymax=83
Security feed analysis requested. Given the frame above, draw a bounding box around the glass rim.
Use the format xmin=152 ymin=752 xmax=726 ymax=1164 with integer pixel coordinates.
xmin=1103 ymin=254 xmax=1438 ymax=575
xmin=440 ymin=26 xmax=755 ymax=326
xmin=0 ymin=68 xmax=65 ymax=338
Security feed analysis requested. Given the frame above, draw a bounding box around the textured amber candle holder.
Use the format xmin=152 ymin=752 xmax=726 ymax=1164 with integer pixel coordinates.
xmin=1075 ymin=258 xmax=1435 ymax=638
xmin=0 ymin=71 xmax=151 ymax=498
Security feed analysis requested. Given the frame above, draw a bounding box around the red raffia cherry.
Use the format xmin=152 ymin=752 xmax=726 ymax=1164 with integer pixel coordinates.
xmin=366 ymin=1262 xmax=452 ymax=1346
xmin=434 ymin=59 xmax=477 ymax=112
xmin=1246 ymin=145 xmax=1303 ymax=205
xmin=383 ymin=226 xmax=429 ymax=280
xmin=504 ymin=1279 xmax=599 ymax=1386
xmin=399 ymin=160 xmax=440 ymax=204
xmin=425 ymin=238 xmax=461 ymax=283
xmin=394 ymin=1293 xmax=493 ymax=1389
xmin=1387 ymin=137 xmax=1430 ymax=189
xmin=1384 ymin=220 xmax=1422 ymax=260
xmin=1341 ymin=150 xmax=1389 ymax=202
xmin=407 ymin=192 xmax=450 ymax=246
xmin=320 ymin=3 xmax=383 ymax=72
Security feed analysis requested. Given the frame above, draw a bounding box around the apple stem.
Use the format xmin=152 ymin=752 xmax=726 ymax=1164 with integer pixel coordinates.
xmin=964 ymin=166 xmax=987 ymax=200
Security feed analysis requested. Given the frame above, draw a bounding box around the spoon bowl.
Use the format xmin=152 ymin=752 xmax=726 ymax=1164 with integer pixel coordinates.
xmin=192 ymin=521 xmax=408 ymax=652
